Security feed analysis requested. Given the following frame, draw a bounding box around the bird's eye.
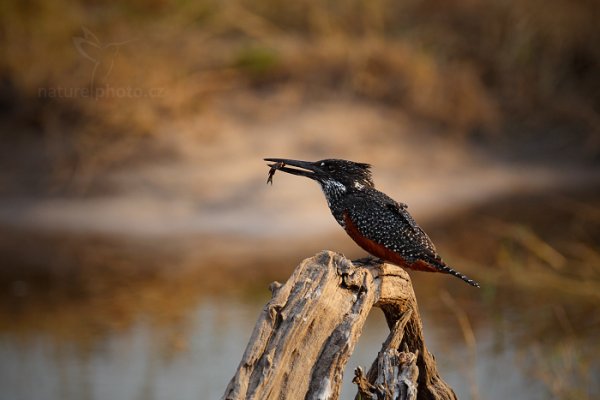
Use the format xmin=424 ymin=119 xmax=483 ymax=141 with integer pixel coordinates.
xmin=320 ymin=162 xmax=325 ymax=166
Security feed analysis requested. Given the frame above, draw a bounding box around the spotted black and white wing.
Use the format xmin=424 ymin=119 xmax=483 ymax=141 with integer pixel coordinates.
xmin=343 ymin=190 xmax=438 ymax=263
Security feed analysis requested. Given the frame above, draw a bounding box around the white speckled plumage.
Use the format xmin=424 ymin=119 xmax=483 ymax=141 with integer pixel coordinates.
xmin=314 ymin=160 xmax=479 ymax=287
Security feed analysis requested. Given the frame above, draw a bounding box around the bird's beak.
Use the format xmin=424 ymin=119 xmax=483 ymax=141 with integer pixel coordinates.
xmin=264 ymin=158 xmax=323 ymax=180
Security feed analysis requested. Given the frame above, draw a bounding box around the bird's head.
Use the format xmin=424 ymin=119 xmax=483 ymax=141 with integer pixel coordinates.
xmin=264 ymin=158 xmax=374 ymax=198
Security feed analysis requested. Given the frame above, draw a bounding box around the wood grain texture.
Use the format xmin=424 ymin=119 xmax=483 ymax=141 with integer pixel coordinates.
xmin=222 ymin=251 xmax=457 ymax=400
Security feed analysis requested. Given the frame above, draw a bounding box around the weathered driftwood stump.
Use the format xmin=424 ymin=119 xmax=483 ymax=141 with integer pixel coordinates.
xmin=223 ymin=251 xmax=457 ymax=400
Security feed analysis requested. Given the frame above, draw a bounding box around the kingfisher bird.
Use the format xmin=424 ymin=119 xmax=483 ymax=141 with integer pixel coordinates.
xmin=264 ymin=158 xmax=479 ymax=287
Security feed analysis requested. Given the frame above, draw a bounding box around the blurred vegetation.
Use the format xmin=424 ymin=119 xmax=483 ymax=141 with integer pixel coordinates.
xmin=0 ymin=0 xmax=599 ymax=190
xmin=417 ymin=187 xmax=600 ymax=400
xmin=435 ymin=189 xmax=600 ymax=298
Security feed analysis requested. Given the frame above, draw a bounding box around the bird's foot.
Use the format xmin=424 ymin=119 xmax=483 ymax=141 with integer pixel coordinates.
xmin=353 ymin=256 xmax=385 ymax=266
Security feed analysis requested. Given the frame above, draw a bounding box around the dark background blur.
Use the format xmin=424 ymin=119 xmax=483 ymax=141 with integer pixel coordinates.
xmin=0 ymin=1 xmax=599 ymax=399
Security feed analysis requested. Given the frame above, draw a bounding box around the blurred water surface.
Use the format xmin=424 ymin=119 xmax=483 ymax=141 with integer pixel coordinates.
xmin=2 ymin=280 xmax=596 ymax=400
xmin=1 ymin=147 xmax=598 ymax=400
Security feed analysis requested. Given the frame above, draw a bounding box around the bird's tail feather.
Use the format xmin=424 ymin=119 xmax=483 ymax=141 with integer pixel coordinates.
xmin=426 ymin=256 xmax=480 ymax=288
